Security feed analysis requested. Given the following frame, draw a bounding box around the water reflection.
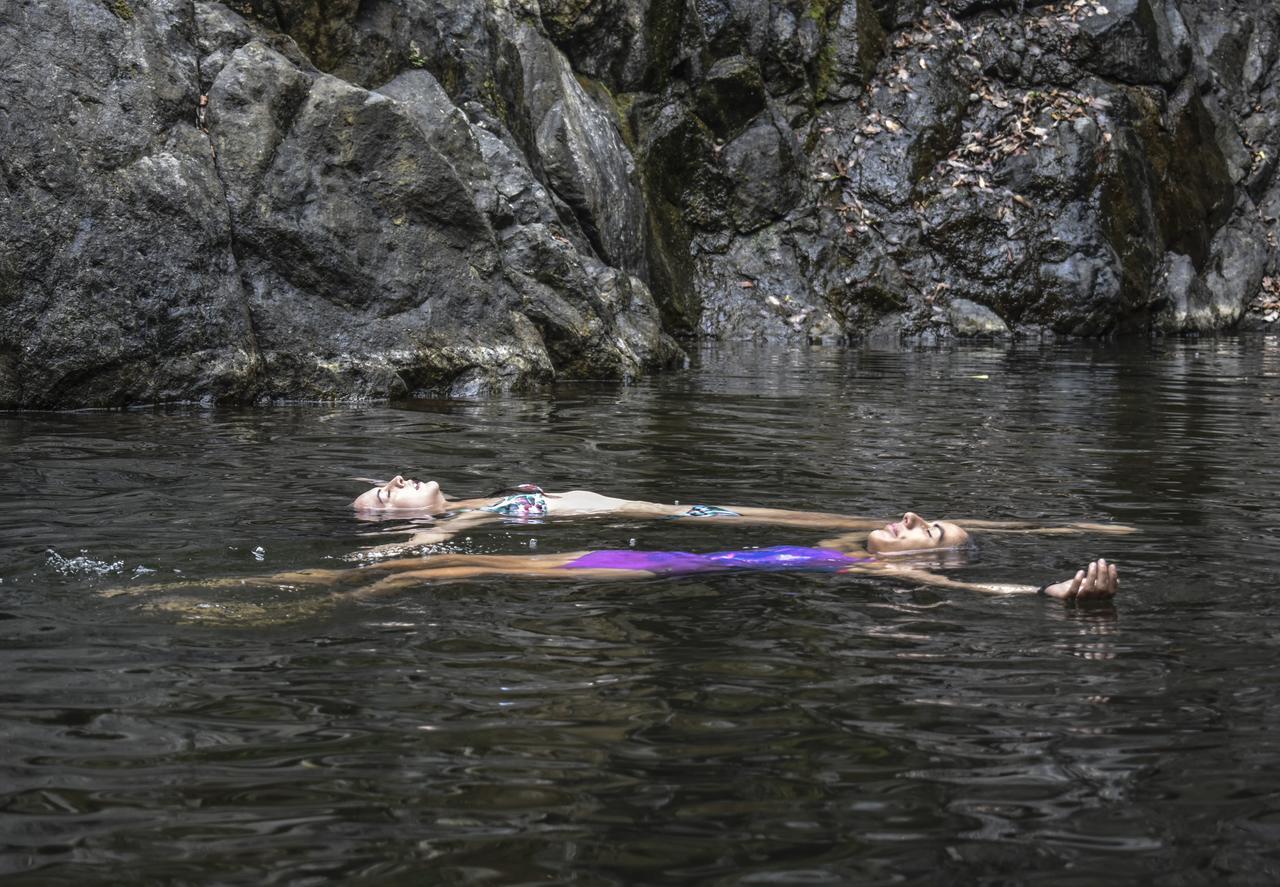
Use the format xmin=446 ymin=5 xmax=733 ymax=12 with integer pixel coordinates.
xmin=2 ymin=337 xmax=1280 ymax=881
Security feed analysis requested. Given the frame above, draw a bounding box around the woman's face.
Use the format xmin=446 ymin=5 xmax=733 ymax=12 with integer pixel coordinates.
xmin=352 ymin=475 xmax=446 ymax=512
xmin=866 ymin=511 xmax=970 ymax=554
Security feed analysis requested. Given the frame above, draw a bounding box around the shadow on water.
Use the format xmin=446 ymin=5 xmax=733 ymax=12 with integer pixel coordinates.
xmin=2 ymin=337 xmax=1280 ymax=883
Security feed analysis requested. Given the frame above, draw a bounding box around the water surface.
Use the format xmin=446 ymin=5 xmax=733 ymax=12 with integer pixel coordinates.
xmin=3 ymin=339 xmax=1280 ymax=883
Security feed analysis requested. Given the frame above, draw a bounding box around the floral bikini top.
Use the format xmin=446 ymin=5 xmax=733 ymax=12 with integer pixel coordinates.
xmin=680 ymin=504 xmax=740 ymax=517
xmin=479 ymin=484 xmax=548 ymax=517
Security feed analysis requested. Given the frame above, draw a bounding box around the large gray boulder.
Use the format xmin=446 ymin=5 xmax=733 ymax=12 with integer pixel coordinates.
xmin=0 ymin=0 xmax=258 ymax=407
xmin=0 ymin=0 xmax=679 ymax=407
xmin=515 ymin=22 xmax=649 ymax=279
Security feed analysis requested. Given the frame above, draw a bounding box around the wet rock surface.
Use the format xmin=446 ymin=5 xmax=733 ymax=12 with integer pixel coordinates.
xmin=0 ymin=0 xmax=679 ymax=406
xmin=1 ymin=0 xmax=1277 ymax=406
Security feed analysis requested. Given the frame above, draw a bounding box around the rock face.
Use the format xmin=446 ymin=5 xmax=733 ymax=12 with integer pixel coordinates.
xmin=1 ymin=0 xmax=1277 ymax=406
xmin=0 ymin=0 xmax=680 ymax=406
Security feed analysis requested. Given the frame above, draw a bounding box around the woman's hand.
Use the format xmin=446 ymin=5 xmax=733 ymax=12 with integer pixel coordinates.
xmin=1041 ymin=558 xmax=1119 ymax=601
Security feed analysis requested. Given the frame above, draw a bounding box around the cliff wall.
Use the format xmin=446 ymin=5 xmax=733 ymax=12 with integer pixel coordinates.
xmin=1 ymin=0 xmax=1276 ymax=405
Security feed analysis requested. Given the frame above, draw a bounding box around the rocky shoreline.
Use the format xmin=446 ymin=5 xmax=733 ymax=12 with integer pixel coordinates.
xmin=1 ymin=0 xmax=1276 ymax=407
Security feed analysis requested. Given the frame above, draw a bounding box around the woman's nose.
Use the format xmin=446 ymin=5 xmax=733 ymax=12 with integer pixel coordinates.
xmin=903 ymin=511 xmax=921 ymax=527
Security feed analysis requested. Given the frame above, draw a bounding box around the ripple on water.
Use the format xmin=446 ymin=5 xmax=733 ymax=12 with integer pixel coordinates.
xmin=4 ymin=340 xmax=1280 ymax=881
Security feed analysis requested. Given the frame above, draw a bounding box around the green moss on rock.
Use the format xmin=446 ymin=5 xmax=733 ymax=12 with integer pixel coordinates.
xmin=636 ymin=105 xmax=719 ymax=333
xmin=695 ymin=56 xmax=767 ymax=139
xmin=642 ymin=0 xmax=685 ymax=92
xmin=810 ymin=0 xmax=885 ymax=104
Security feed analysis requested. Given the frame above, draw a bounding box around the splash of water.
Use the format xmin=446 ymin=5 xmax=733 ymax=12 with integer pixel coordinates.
xmin=46 ymin=549 xmax=124 ymax=576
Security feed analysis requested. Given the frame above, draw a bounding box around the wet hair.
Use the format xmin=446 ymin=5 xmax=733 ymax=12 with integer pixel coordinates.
xmin=486 ymin=484 xmax=545 ymax=497
xmin=914 ymin=542 xmax=977 ymax=570
xmin=953 ymin=537 xmax=979 ymax=555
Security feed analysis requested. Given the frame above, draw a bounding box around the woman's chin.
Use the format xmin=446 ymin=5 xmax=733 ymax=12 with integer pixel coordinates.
xmin=395 ymin=502 xmax=437 ymax=512
xmin=865 ymin=533 xmax=893 ymax=553
xmin=868 ymin=541 xmax=933 ymax=556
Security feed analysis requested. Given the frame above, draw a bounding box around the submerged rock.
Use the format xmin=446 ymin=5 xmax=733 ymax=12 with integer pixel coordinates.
xmin=948 ymin=298 xmax=1010 ymax=337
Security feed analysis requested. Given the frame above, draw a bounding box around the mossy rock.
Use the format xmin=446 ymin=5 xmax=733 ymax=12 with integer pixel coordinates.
xmin=1101 ymin=83 xmax=1228 ymax=298
xmin=811 ymin=0 xmax=886 ymax=104
xmin=640 ymin=0 xmax=685 ymax=92
xmin=638 ymin=102 xmax=725 ymax=228
xmin=540 ymin=0 xmax=595 ymax=35
xmin=644 ymin=204 xmax=700 ymax=334
xmin=0 ymin=252 xmax=19 ymax=309
xmin=695 ymin=55 xmax=767 ymax=139
xmin=635 ymin=102 xmax=716 ymax=332
xmin=1156 ymin=88 xmax=1233 ymax=267
xmin=235 ymin=0 xmax=361 ymax=72
xmin=0 ymin=347 xmax=18 ymax=407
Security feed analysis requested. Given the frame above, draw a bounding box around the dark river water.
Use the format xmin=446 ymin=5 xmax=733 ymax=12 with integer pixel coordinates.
xmin=3 ymin=339 xmax=1280 ymax=884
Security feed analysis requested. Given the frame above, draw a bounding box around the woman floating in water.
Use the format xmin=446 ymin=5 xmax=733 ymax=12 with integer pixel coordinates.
xmin=352 ymin=475 xmax=893 ymax=524
xmin=111 ymin=508 xmax=1121 ymax=618
xmin=349 ymin=474 xmax=1133 ymax=557
xmin=311 ymin=509 xmax=1119 ymax=604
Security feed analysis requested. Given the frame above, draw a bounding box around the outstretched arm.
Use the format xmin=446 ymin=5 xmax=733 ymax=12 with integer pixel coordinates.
xmin=693 ymin=507 xmax=886 ymax=530
xmin=709 ymin=511 xmax=1137 ymax=537
xmin=106 ymin=549 xmax=584 ymax=599
xmin=963 ymin=521 xmax=1137 ymax=535
xmin=349 ymin=510 xmax=503 ymax=560
xmin=814 ymin=523 xmax=1136 ymax=551
xmin=856 ymin=558 xmax=1120 ymax=602
xmin=672 ymin=507 xmax=1134 ymax=533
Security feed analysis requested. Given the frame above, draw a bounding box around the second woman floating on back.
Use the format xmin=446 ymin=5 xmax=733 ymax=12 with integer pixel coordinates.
xmin=349 ymin=473 xmax=1134 ymax=558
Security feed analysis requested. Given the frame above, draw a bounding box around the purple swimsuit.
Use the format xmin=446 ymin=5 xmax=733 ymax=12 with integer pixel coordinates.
xmin=561 ymin=546 xmax=870 ymax=575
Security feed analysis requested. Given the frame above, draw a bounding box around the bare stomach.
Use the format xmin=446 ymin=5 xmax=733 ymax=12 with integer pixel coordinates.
xmin=548 ymin=490 xmax=673 ymax=516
